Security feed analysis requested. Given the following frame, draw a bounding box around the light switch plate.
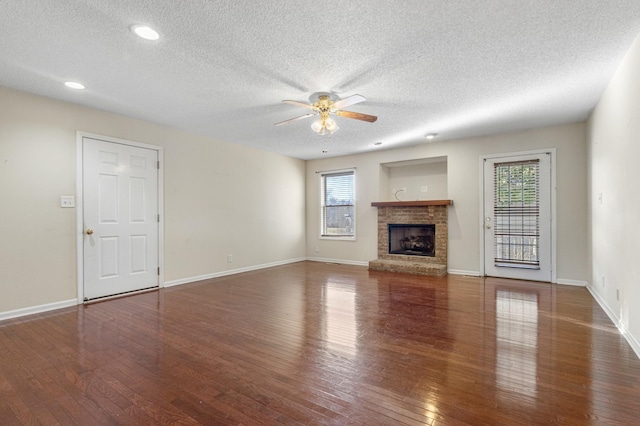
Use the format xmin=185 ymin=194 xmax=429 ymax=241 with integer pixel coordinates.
xmin=60 ymin=196 xmax=75 ymax=208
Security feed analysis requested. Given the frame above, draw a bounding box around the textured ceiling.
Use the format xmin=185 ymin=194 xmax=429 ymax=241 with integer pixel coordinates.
xmin=2 ymin=1 xmax=640 ymax=160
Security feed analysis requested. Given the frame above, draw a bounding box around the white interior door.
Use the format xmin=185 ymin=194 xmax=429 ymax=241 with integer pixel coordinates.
xmin=483 ymin=152 xmax=552 ymax=282
xmin=82 ymin=137 xmax=159 ymax=300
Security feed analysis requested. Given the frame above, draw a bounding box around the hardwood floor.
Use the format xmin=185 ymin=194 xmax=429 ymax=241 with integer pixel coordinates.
xmin=1 ymin=261 xmax=640 ymax=425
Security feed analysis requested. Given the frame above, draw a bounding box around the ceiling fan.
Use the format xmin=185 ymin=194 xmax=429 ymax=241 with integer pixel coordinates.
xmin=274 ymin=92 xmax=377 ymax=135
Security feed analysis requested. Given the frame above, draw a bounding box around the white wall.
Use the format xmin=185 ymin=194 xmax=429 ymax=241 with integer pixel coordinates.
xmin=0 ymin=87 xmax=306 ymax=314
xmin=306 ymin=122 xmax=588 ymax=281
xmin=587 ymin=34 xmax=640 ymax=355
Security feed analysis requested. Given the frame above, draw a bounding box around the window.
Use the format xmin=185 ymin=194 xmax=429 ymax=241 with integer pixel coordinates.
xmin=320 ymin=169 xmax=355 ymax=237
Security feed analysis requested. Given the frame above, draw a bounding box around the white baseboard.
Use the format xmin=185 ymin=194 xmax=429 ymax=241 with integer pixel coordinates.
xmin=306 ymin=257 xmax=369 ymax=267
xmin=587 ymin=285 xmax=640 ymax=361
xmin=448 ymin=269 xmax=481 ymax=276
xmin=587 ymin=285 xmax=621 ymax=326
xmin=620 ymin=323 xmax=640 ymax=361
xmin=443 ymin=273 xmax=588 ymax=285
xmin=556 ymin=278 xmax=588 ymax=287
xmin=0 ymin=299 xmax=77 ymax=322
xmin=163 ymin=257 xmax=307 ymax=287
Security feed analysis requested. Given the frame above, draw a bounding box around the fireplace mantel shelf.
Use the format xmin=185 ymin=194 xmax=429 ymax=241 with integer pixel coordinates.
xmin=371 ymin=200 xmax=453 ymax=207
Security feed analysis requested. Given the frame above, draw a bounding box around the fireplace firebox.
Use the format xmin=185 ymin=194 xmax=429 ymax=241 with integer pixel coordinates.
xmin=388 ymin=224 xmax=435 ymax=257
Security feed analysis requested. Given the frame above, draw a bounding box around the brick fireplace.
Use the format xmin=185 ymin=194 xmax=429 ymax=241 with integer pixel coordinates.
xmin=369 ymin=200 xmax=452 ymax=276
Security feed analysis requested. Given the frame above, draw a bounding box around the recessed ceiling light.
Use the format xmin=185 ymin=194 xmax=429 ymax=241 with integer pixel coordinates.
xmin=425 ymin=133 xmax=438 ymax=140
xmin=131 ymin=25 xmax=160 ymax=41
xmin=64 ymin=81 xmax=85 ymax=90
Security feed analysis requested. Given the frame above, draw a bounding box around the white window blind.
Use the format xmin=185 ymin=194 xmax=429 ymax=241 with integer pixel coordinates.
xmin=493 ymin=159 xmax=540 ymax=268
xmin=321 ymin=170 xmax=355 ymax=237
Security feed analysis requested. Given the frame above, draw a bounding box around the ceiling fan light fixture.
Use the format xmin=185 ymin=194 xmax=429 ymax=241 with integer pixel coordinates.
xmin=311 ymin=115 xmax=339 ymax=135
xmin=279 ymin=93 xmax=376 ymax=136
xmin=311 ymin=119 xmax=323 ymax=133
xmin=325 ymin=118 xmax=338 ymax=132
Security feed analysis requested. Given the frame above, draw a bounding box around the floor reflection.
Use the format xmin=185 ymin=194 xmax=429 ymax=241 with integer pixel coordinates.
xmin=322 ymin=280 xmax=358 ymax=358
xmin=4 ymin=263 xmax=640 ymax=424
xmin=495 ymin=289 xmax=539 ymax=398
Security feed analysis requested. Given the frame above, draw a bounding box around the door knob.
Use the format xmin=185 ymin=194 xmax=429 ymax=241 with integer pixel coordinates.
xmin=86 ymin=229 xmax=94 ymax=235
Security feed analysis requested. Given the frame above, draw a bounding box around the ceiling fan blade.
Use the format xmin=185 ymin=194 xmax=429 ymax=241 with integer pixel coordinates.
xmin=282 ymin=100 xmax=316 ymax=110
xmin=336 ymin=110 xmax=378 ymax=123
xmin=331 ymin=94 xmax=366 ymax=111
xmin=274 ymin=113 xmax=315 ymax=126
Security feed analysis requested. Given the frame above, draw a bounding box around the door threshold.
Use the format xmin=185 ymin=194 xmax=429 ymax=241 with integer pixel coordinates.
xmin=83 ymin=286 xmax=159 ymax=304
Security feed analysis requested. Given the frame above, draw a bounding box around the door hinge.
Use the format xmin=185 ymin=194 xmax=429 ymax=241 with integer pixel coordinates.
xmin=157 ymin=214 xmax=160 ymax=222
xmin=157 ymin=161 xmax=160 ymax=169
xmin=157 ymin=267 xmax=160 ymax=276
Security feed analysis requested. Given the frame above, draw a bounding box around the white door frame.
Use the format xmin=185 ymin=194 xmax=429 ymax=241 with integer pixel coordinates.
xmin=478 ymin=148 xmax=557 ymax=283
xmin=76 ymin=132 xmax=164 ymax=303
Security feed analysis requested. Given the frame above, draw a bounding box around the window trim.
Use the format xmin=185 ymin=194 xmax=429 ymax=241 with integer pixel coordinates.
xmin=319 ymin=168 xmax=356 ymax=240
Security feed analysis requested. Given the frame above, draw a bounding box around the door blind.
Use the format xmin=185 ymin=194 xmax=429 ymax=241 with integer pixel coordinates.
xmin=493 ymin=159 xmax=540 ymax=268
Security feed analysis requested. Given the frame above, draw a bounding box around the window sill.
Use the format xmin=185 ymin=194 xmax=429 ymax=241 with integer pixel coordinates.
xmin=320 ymin=235 xmax=356 ymax=241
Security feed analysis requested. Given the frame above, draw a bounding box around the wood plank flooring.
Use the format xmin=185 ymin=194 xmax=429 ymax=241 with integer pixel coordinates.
xmin=1 ymin=261 xmax=640 ymax=425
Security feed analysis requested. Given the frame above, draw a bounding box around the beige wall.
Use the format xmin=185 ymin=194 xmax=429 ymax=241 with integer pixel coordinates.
xmin=0 ymin=85 xmax=593 ymax=317
xmin=587 ymin=33 xmax=640 ymax=352
xmin=306 ymin=122 xmax=588 ymax=281
xmin=386 ymin=161 xmax=448 ymax=201
xmin=0 ymin=87 xmax=306 ymax=314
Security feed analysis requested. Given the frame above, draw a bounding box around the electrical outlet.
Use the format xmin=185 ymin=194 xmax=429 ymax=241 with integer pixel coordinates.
xmin=60 ymin=196 xmax=75 ymax=208
xmin=421 ymin=186 xmax=428 ymax=193
xmin=315 ymin=246 xmax=319 ymax=253
xmin=227 ymin=254 xmax=233 ymax=263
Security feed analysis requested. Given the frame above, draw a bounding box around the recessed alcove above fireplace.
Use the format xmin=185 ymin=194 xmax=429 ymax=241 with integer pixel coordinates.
xmin=379 ymin=156 xmax=448 ymax=202
xmin=369 ymin=200 xmax=452 ymax=276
